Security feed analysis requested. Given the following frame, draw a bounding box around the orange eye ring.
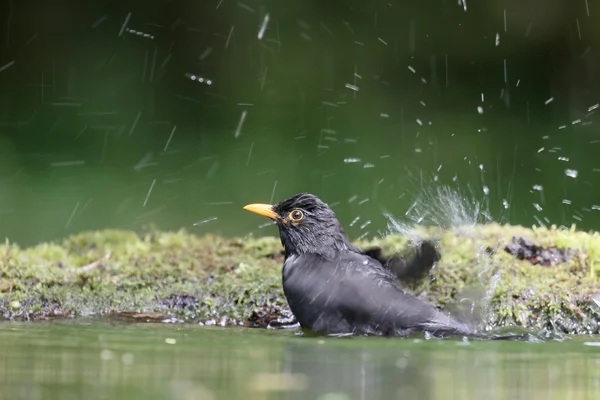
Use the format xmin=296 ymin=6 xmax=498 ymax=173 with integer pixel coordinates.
xmin=288 ymin=210 xmax=304 ymax=222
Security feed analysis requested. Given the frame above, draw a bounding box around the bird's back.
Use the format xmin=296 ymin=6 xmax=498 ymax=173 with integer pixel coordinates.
xmin=282 ymin=249 xmax=471 ymax=337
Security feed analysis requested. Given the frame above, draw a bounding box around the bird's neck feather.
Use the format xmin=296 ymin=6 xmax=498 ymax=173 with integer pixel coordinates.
xmin=281 ymin=227 xmax=357 ymax=258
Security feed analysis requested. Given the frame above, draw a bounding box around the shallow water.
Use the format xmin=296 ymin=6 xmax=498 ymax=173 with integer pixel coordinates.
xmin=1 ymin=320 xmax=599 ymax=400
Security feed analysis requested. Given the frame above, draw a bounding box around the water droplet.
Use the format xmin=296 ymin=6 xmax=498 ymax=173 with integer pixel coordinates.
xmin=100 ymin=349 xmax=114 ymax=361
xmin=193 ymin=217 xmax=218 ymax=226
xmin=565 ymin=169 xmax=578 ymax=178
xmin=122 ymin=353 xmax=135 ymax=365
xmin=345 ymin=83 xmax=359 ymax=91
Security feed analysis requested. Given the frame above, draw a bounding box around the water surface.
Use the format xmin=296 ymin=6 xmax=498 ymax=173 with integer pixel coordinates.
xmin=1 ymin=321 xmax=598 ymax=400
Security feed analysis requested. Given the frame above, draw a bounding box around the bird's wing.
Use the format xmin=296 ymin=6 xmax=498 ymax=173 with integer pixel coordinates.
xmin=283 ymin=251 xmax=466 ymax=335
xmin=361 ymin=240 xmax=440 ymax=283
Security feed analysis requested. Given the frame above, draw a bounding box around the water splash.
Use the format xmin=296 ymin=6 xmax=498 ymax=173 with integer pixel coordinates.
xmin=379 ymin=180 xmax=521 ymax=333
xmin=383 ymin=184 xmax=491 ymax=236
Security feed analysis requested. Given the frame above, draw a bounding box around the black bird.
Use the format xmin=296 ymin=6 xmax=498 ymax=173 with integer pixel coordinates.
xmin=244 ymin=192 xmax=474 ymax=338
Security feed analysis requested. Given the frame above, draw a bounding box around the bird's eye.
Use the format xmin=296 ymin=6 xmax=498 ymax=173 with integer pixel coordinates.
xmin=289 ymin=210 xmax=304 ymax=222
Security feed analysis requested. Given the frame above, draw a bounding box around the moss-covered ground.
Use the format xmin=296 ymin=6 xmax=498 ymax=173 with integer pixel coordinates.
xmin=1 ymin=224 xmax=599 ymax=334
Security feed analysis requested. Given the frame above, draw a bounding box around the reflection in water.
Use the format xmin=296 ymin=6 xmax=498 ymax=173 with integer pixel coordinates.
xmin=281 ymin=338 xmax=431 ymax=400
xmin=0 ymin=321 xmax=598 ymax=400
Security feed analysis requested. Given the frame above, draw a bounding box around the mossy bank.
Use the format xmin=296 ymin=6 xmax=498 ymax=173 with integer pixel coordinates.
xmin=1 ymin=224 xmax=600 ymax=335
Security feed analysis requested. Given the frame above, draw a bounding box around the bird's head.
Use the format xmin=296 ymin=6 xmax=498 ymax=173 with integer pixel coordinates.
xmin=244 ymin=193 xmax=354 ymax=257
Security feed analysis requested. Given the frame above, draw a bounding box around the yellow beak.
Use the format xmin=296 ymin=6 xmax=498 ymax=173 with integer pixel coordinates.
xmin=243 ymin=203 xmax=279 ymax=220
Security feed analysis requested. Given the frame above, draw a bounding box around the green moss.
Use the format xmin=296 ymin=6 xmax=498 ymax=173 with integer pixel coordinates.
xmin=1 ymin=224 xmax=599 ymax=334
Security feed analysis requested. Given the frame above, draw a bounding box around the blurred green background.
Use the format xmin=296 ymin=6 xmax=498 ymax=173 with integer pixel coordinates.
xmin=0 ymin=0 xmax=599 ymax=245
